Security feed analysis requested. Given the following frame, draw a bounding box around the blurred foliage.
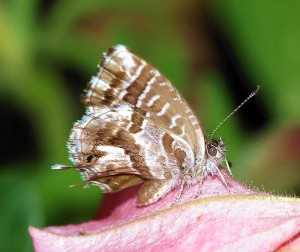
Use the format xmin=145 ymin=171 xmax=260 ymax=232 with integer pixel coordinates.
xmin=0 ymin=0 xmax=299 ymax=251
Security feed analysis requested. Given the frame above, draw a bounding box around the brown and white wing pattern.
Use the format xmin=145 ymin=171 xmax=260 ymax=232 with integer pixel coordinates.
xmin=68 ymin=103 xmax=195 ymax=205
xmin=68 ymin=103 xmax=194 ymax=179
xmin=84 ymin=45 xmax=206 ymax=163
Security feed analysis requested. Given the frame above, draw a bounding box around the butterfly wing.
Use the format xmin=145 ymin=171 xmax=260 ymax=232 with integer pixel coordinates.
xmin=68 ymin=104 xmax=194 ymax=192
xmin=84 ymin=45 xmax=206 ymax=162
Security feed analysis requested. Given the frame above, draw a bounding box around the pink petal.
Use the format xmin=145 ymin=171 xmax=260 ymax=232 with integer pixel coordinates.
xmin=29 ymin=171 xmax=300 ymax=252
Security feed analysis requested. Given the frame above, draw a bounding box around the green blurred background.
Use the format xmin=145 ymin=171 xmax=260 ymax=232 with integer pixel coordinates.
xmin=1 ymin=1 xmax=299 ymax=251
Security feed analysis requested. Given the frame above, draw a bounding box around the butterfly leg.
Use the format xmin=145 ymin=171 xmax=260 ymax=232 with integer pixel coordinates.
xmin=195 ymin=168 xmax=205 ymax=198
xmin=224 ymin=158 xmax=233 ymax=177
xmin=216 ymin=167 xmax=230 ymax=192
xmin=171 ymin=177 xmax=186 ymax=206
xmin=172 ymin=173 xmax=196 ymax=206
xmin=137 ymin=179 xmax=177 ymax=206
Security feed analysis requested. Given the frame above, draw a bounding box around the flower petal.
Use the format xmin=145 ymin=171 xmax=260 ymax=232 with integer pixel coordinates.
xmin=29 ymin=173 xmax=300 ymax=251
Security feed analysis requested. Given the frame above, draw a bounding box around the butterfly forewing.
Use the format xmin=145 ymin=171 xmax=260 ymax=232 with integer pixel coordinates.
xmin=84 ymin=45 xmax=205 ymax=161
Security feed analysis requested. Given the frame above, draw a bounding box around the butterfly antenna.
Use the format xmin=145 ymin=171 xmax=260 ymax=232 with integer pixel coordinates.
xmin=210 ymin=85 xmax=260 ymax=138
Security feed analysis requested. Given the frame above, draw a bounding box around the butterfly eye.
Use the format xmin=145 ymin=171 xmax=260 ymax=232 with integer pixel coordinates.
xmin=210 ymin=139 xmax=218 ymax=147
xmin=207 ymin=145 xmax=217 ymax=157
xmin=86 ymin=155 xmax=94 ymax=163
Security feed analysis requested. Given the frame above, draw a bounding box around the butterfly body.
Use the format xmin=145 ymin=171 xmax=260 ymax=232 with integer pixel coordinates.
xmin=54 ymin=45 xmax=227 ymax=206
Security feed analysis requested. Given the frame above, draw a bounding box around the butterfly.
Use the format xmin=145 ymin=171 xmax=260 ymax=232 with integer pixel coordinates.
xmin=53 ymin=45 xmax=259 ymax=206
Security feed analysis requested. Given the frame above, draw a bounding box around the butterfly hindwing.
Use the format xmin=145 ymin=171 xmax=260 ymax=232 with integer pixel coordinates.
xmin=68 ymin=104 xmax=195 ymax=195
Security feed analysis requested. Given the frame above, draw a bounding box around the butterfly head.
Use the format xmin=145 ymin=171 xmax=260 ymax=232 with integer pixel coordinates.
xmin=204 ymin=137 xmax=233 ymax=178
xmin=206 ymin=138 xmax=226 ymax=163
